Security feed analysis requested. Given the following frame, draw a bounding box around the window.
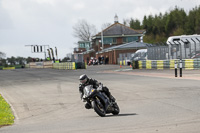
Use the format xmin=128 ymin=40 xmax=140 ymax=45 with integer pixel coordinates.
xmin=123 ymin=37 xmax=138 ymax=43
xmin=79 ymin=43 xmax=85 ymax=48
xmin=103 ymin=38 xmax=112 ymax=44
xmin=113 ymin=38 xmax=116 ymax=44
xmin=123 ymin=37 xmax=127 ymax=43
xmin=96 ymin=40 xmax=99 ymax=45
xmin=127 ymin=37 xmax=138 ymax=42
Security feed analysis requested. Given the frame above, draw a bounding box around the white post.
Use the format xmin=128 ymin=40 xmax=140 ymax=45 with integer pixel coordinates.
xmin=140 ymin=36 xmax=143 ymax=43
xmin=101 ymin=30 xmax=104 ymax=50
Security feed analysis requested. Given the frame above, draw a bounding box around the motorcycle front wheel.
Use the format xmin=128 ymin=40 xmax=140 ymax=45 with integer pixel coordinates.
xmin=92 ymin=99 xmax=106 ymax=117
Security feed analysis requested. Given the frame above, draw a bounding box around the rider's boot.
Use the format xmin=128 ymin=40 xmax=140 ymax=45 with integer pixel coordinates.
xmin=85 ymin=102 xmax=92 ymax=109
xmin=109 ymin=95 xmax=116 ymax=103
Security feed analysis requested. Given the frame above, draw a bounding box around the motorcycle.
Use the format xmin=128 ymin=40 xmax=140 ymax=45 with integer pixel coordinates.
xmin=82 ymin=85 xmax=120 ymax=117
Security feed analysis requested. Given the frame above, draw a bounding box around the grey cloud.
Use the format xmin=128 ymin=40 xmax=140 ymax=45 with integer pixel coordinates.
xmin=0 ymin=1 xmax=13 ymax=29
xmin=0 ymin=0 xmax=200 ymax=58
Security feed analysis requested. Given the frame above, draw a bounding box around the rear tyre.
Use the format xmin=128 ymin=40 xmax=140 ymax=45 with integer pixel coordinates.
xmin=112 ymin=103 xmax=120 ymax=115
xmin=92 ymin=100 xmax=106 ymax=117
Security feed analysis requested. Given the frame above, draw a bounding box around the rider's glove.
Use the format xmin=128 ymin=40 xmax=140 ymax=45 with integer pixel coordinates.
xmin=97 ymin=84 xmax=103 ymax=91
xmin=79 ymin=84 xmax=82 ymax=89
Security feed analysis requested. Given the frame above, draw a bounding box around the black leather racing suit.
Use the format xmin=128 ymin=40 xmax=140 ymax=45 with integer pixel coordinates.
xmin=79 ymin=78 xmax=111 ymax=109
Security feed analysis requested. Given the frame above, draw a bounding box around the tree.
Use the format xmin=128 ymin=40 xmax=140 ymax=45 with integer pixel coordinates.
xmin=130 ymin=18 xmax=141 ymax=29
xmin=165 ymin=7 xmax=186 ymax=36
xmin=16 ymin=56 xmax=26 ymax=65
xmin=172 ymin=27 xmax=185 ymax=36
xmin=26 ymin=57 xmax=33 ymax=63
xmin=185 ymin=8 xmax=196 ymax=34
xmin=123 ymin=18 xmax=130 ymax=27
xmin=62 ymin=57 xmax=70 ymax=62
xmin=73 ymin=19 xmax=97 ymax=41
xmin=195 ymin=6 xmax=200 ymax=34
xmin=101 ymin=22 xmax=112 ymax=30
xmin=7 ymin=56 xmax=16 ymax=65
xmin=0 ymin=51 xmax=6 ymax=66
xmin=0 ymin=51 xmax=6 ymax=59
xmin=0 ymin=59 xmax=6 ymax=66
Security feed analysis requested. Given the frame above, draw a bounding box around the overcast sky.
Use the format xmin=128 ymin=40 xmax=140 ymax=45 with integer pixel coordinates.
xmin=0 ymin=0 xmax=200 ymax=59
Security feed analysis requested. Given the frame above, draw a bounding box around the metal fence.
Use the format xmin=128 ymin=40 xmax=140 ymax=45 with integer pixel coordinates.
xmin=168 ymin=38 xmax=200 ymax=59
xmin=119 ymin=53 xmax=133 ymax=61
xmin=147 ymin=39 xmax=200 ymax=60
xmin=147 ymin=45 xmax=169 ymax=60
xmin=117 ymin=38 xmax=200 ymax=63
xmin=118 ymin=53 xmax=133 ymax=65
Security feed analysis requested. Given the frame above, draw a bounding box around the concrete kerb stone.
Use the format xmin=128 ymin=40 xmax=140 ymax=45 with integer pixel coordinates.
xmin=103 ymin=68 xmax=200 ymax=81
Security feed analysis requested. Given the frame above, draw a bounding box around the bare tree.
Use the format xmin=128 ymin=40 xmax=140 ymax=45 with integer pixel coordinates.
xmin=73 ymin=19 xmax=97 ymax=41
xmin=123 ymin=18 xmax=131 ymax=27
xmin=101 ymin=22 xmax=112 ymax=30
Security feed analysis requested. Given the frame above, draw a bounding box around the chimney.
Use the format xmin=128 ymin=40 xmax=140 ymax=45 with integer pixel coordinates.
xmin=114 ymin=14 xmax=118 ymax=23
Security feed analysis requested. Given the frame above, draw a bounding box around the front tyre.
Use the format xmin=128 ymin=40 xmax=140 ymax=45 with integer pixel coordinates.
xmin=92 ymin=100 xmax=106 ymax=117
xmin=112 ymin=103 xmax=120 ymax=115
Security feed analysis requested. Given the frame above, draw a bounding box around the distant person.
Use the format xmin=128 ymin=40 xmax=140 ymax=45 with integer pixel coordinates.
xmin=105 ymin=56 xmax=109 ymax=64
xmin=98 ymin=56 xmax=101 ymax=65
xmin=101 ymin=55 xmax=104 ymax=64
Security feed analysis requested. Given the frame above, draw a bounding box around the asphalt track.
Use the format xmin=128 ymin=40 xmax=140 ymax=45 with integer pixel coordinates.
xmin=0 ymin=65 xmax=200 ymax=133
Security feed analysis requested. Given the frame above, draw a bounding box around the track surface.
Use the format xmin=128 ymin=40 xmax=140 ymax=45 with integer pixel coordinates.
xmin=0 ymin=65 xmax=200 ymax=133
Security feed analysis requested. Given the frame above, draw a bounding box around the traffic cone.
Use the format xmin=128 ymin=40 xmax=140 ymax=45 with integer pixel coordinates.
xmin=130 ymin=64 xmax=132 ymax=68
xmin=120 ymin=65 xmax=122 ymax=68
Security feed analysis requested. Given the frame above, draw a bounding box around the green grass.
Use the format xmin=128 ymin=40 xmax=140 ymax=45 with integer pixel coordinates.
xmin=0 ymin=94 xmax=15 ymax=127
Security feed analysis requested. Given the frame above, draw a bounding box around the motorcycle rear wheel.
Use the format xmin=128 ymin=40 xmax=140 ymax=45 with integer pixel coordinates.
xmin=112 ymin=103 xmax=120 ymax=115
xmin=92 ymin=100 xmax=106 ymax=117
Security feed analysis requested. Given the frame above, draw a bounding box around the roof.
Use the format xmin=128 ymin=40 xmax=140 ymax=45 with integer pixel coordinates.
xmin=78 ymin=41 xmax=91 ymax=43
xmin=95 ymin=23 xmax=145 ymax=37
xmin=97 ymin=41 xmax=152 ymax=53
xmin=82 ymin=49 xmax=95 ymax=54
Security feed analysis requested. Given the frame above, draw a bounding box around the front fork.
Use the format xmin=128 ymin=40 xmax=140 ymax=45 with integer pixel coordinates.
xmin=91 ymin=96 xmax=103 ymax=109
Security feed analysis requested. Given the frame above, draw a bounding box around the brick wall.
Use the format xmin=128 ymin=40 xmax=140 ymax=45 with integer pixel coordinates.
xmin=96 ymin=49 xmax=138 ymax=64
xmin=83 ymin=51 xmax=96 ymax=64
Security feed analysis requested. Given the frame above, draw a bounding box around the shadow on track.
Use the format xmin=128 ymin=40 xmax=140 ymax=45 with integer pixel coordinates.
xmin=105 ymin=113 xmax=137 ymax=117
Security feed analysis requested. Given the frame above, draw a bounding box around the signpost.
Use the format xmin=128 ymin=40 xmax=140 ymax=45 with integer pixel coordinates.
xmin=25 ymin=45 xmax=49 ymax=60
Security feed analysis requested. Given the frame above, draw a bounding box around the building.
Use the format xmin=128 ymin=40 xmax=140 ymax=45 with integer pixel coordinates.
xmin=96 ymin=41 xmax=150 ymax=64
xmin=75 ymin=15 xmax=147 ymax=64
xmin=92 ymin=15 xmax=145 ymax=52
xmin=74 ymin=41 xmax=92 ymax=54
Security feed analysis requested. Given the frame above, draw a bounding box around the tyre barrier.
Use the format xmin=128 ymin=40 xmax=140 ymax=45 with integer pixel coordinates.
xmin=25 ymin=61 xmax=86 ymax=70
xmin=53 ymin=62 xmax=87 ymax=70
xmin=25 ymin=64 xmax=30 ymax=68
xmin=0 ymin=66 xmax=25 ymax=70
xmin=134 ymin=59 xmax=200 ymax=70
xmin=53 ymin=62 xmax=76 ymax=70
xmin=119 ymin=60 xmax=130 ymax=66
xmin=29 ymin=62 xmax=46 ymax=68
xmin=2 ymin=67 xmax=15 ymax=70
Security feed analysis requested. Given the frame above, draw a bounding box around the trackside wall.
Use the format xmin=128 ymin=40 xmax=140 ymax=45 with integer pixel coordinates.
xmin=135 ymin=59 xmax=200 ymax=70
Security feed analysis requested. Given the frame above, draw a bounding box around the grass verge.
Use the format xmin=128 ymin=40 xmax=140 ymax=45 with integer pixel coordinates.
xmin=0 ymin=94 xmax=14 ymax=127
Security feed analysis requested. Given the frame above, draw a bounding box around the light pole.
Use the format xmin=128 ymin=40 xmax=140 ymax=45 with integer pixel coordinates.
xmin=55 ymin=47 xmax=58 ymax=60
xmin=101 ymin=30 xmax=104 ymax=50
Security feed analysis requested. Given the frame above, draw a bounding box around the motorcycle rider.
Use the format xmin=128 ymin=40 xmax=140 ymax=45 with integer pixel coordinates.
xmin=79 ymin=74 xmax=115 ymax=109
